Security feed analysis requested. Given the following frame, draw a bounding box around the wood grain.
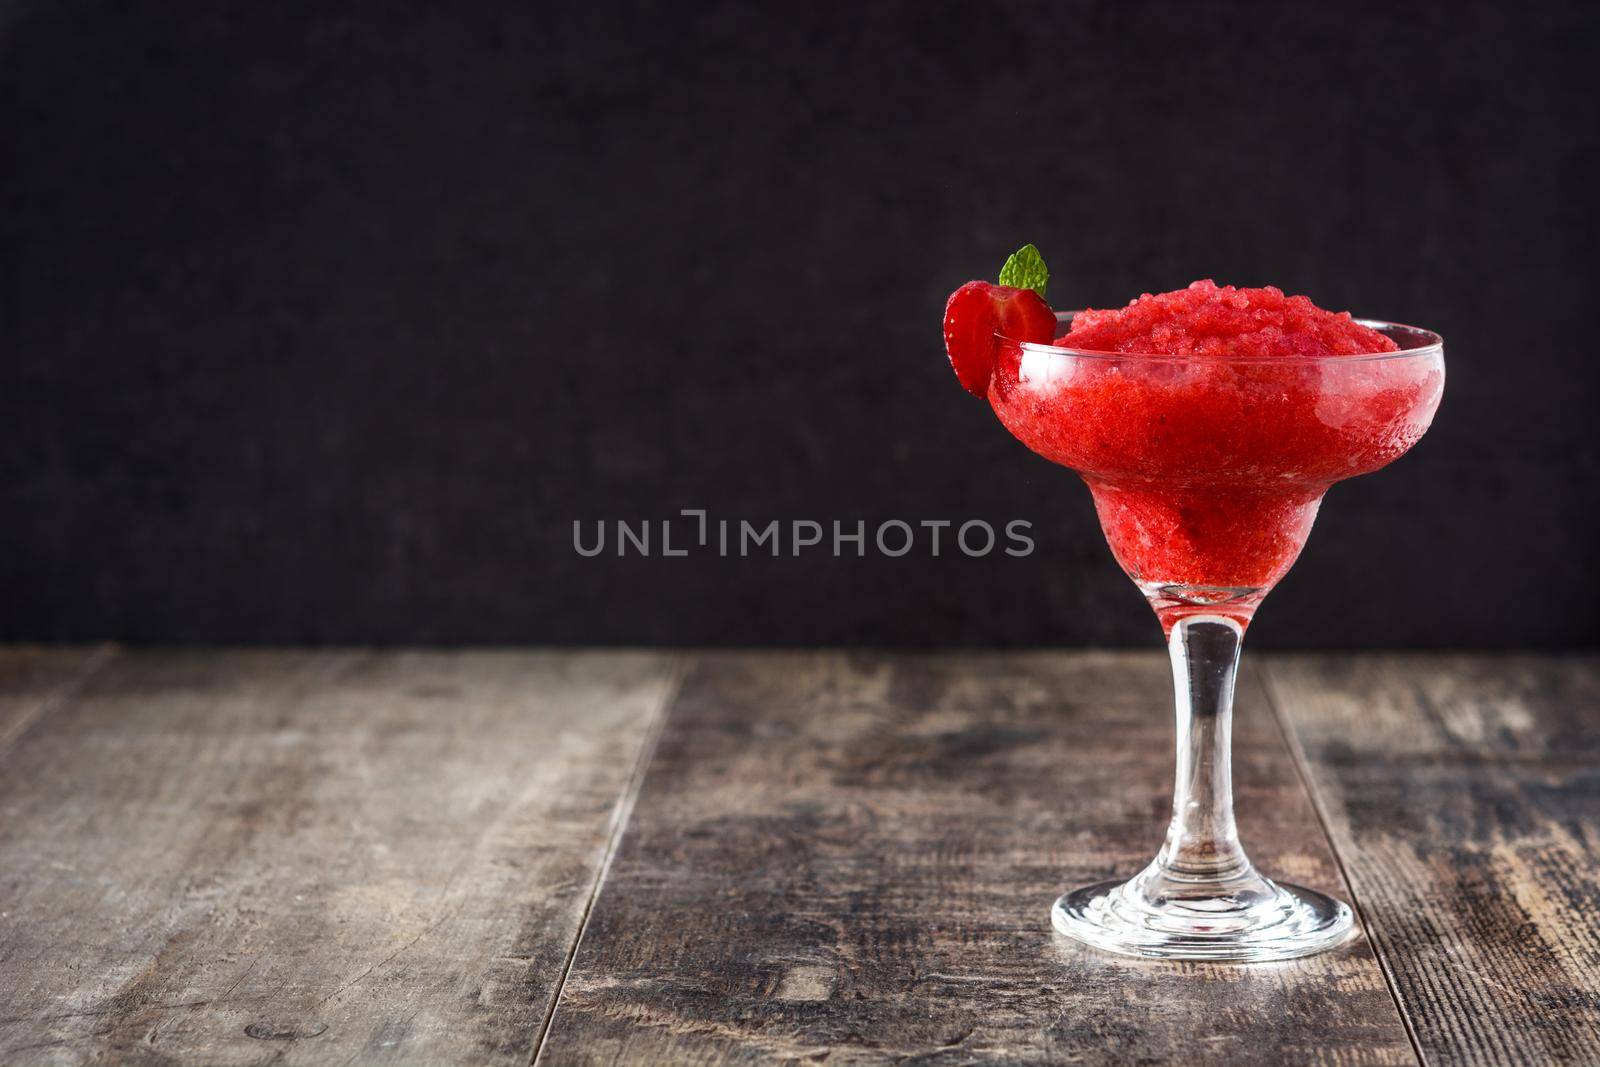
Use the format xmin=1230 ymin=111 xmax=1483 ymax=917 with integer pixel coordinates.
xmin=0 ymin=650 xmax=677 ymax=1066
xmin=1264 ymin=654 xmax=1600 ymax=1067
xmin=0 ymin=645 xmax=113 ymax=754
xmin=538 ymin=650 xmax=1415 ymax=1065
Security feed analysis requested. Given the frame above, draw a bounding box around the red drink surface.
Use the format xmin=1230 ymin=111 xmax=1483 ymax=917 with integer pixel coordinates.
xmin=988 ymin=281 xmax=1443 ymax=628
xmin=1060 ymin=280 xmax=1398 ymax=358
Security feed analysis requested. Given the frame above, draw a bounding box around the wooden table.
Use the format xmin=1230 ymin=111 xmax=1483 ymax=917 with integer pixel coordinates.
xmin=0 ymin=648 xmax=1595 ymax=1065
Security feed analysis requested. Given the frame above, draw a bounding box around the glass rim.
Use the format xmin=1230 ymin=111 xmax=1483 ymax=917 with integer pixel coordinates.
xmin=1010 ymin=312 xmax=1444 ymax=365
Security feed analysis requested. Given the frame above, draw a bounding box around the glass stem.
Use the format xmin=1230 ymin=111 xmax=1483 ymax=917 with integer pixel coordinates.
xmin=1154 ymin=615 xmax=1253 ymax=885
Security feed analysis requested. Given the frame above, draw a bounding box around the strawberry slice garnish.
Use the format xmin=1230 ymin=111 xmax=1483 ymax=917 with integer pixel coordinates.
xmin=943 ymin=281 xmax=1056 ymax=397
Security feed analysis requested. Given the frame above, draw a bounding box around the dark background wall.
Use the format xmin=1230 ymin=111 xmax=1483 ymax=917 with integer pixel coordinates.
xmin=3 ymin=0 xmax=1597 ymax=648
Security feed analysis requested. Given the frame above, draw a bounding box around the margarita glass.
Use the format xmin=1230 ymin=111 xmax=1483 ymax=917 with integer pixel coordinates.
xmin=994 ymin=313 xmax=1444 ymax=960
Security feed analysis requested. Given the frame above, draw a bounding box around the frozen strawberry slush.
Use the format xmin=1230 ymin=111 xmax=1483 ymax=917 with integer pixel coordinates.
xmin=986 ymin=281 xmax=1443 ymax=627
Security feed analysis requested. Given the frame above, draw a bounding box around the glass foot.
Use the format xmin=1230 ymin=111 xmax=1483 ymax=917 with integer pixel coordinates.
xmin=1052 ymin=865 xmax=1354 ymax=961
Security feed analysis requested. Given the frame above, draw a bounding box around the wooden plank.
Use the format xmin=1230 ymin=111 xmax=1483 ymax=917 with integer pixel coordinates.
xmin=538 ymin=651 xmax=1415 ymax=1065
xmin=1264 ymin=654 xmax=1600 ymax=1067
xmin=0 ymin=645 xmax=114 ymax=754
xmin=0 ymin=649 xmax=678 ymax=1065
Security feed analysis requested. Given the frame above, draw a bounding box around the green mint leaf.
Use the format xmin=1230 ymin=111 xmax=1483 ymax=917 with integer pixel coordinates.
xmin=998 ymin=243 xmax=1048 ymax=298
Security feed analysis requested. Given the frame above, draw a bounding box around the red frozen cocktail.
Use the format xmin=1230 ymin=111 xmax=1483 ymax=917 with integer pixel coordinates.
xmin=987 ymin=279 xmax=1443 ymax=629
xmin=941 ymin=249 xmax=1443 ymax=960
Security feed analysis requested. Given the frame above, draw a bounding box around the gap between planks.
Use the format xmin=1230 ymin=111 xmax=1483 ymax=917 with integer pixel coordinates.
xmin=530 ymin=652 xmax=689 ymax=1067
xmin=0 ymin=644 xmax=119 ymax=760
xmin=1257 ymin=660 xmax=1428 ymax=1067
